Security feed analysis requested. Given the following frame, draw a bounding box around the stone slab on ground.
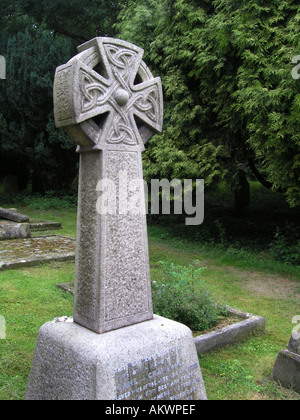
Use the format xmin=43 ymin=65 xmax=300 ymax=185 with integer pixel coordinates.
xmin=26 ymin=315 xmax=207 ymax=401
xmin=30 ymin=220 xmax=62 ymax=232
xmin=0 ymin=221 xmax=31 ymax=240
xmin=0 ymin=207 xmax=30 ymax=223
xmin=0 ymin=210 xmax=62 ymax=240
xmin=0 ymin=235 xmax=76 ymax=270
xmin=272 ymin=350 xmax=300 ymax=393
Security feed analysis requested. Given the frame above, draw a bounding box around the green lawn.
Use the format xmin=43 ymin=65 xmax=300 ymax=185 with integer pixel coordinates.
xmin=148 ymin=226 xmax=300 ymax=400
xmin=0 ymin=206 xmax=299 ymax=400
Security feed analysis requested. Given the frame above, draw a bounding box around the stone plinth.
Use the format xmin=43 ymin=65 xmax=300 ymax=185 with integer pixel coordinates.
xmin=26 ymin=316 xmax=207 ymax=401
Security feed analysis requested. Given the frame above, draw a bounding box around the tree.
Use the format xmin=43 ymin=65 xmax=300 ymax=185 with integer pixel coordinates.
xmin=0 ymin=1 xmax=129 ymax=192
xmin=0 ymin=0 xmax=128 ymax=42
xmin=117 ymin=0 xmax=300 ymax=207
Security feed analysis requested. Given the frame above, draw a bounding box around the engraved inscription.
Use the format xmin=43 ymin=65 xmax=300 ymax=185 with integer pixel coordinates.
xmin=115 ymin=348 xmax=202 ymax=400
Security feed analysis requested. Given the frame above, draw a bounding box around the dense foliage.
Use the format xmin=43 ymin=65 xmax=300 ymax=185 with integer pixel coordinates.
xmin=0 ymin=0 xmax=299 ymax=205
xmin=152 ymin=261 xmax=227 ymax=331
xmin=0 ymin=1 xmax=128 ymax=192
xmin=0 ymin=29 xmax=76 ymax=192
xmin=0 ymin=0 xmax=127 ymax=42
xmin=117 ymin=0 xmax=300 ymax=206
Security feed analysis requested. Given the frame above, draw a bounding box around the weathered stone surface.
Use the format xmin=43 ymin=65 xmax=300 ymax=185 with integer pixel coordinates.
xmin=0 ymin=207 xmax=29 ymax=223
xmin=272 ymin=349 xmax=300 ymax=393
xmin=0 ymin=221 xmax=30 ymax=240
xmin=26 ymin=316 xmax=207 ymax=401
xmin=26 ymin=37 xmax=206 ymax=401
xmin=73 ymin=149 xmax=153 ymax=333
xmin=0 ymin=236 xmax=76 ymax=270
xmin=54 ymin=37 xmax=163 ymax=150
xmin=288 ymin=335 xmax=300 ymax=355
xmin=54 ymin=37 xmax=163 ymax=334
xmin=30 ymin=220 xmax=62 ymax=232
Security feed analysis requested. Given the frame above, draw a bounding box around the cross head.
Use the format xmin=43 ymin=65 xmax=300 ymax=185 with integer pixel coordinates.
xmin=54 ymin=37 xmax=163 ymax=151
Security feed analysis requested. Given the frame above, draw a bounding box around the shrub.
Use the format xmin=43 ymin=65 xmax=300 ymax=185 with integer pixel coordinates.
xmin=152 ymin=261 xmax=227 ymax=332
xmin=0 ymin=191 xmax=77 ymax=211
xmin=269 ymin=224 xmax=300 ymax=266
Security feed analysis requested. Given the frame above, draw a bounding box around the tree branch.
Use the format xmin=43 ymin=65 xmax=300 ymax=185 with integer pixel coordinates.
xmin=248 ymin=158 xmax=273 ymax=190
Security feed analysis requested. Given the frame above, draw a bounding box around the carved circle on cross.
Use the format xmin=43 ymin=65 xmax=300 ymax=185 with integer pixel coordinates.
xmin=54 ymin=37 xmax=164 ymax=152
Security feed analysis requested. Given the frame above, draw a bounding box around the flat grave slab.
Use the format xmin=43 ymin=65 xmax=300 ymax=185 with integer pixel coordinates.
xmin=0 ymin=220 xmax=31 ymax=240
xmin=0 ymin=235 xmax=76 ymax=271
xmin=0 ymin=208 xmax=62 ymax=240
xmin=30 ymin=219 xmax=62 ymax=232
xmin=0 ymin=207 xmax=30 ymax=223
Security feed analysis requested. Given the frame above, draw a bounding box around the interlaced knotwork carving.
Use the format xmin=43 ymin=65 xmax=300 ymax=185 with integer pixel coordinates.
xmin=54 ymin=37 xmax=163 ymax=151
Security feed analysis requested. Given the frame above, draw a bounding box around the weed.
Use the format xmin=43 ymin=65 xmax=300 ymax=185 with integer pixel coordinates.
xmin=269 ymin=223 xmax=300 ymax=266
xmin=152 ymin=261 xmax=227 ymax=332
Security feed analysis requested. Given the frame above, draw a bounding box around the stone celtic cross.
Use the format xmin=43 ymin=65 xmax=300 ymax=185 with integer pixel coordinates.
xmin=54 ymin=38 xmax=163 ymax=334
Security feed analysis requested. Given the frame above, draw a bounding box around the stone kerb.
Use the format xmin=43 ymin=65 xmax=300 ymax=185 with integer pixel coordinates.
xmin=194 ymin=306 xmax=266 ymax=354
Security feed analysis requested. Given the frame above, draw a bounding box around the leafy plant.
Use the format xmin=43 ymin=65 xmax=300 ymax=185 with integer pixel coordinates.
xmin=0 ymin=191 xmax=77 ymax=211
xmin=269 ymin=224 xmax=300 ymax=266
xmin=152 ymin=261 xmax=227 ymax=331
xmin=117 ymin=0 xmax=300 ymax=207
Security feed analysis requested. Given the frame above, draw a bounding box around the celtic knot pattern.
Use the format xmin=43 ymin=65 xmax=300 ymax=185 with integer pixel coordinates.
xmin=80 ymin=70 xmax=107 ymax=113
xmin=54 ymin=37 xmax=163 ymax=151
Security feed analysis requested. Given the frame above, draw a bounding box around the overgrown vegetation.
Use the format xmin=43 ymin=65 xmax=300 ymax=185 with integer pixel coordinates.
xmin=269 ymin=224 xmax=300 ymax=266
xmin=1 ymin=0 xmax=300 ymax=205
xmin=0 ymin=191 xmax=77 ymax=211
xmin=148 ymin=181 xmax=300 ymax=269
xmin=152 ymin=261 xmax=227 ymax=332
xmin=117 ymin=0 xmax=300 ymax=207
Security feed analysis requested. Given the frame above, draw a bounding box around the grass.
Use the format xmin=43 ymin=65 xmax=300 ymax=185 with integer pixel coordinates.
xmin=148 ymin=228 xmax=300 ymax=400
xmin=0 ymin=185 xmax=299 ymax=400
xmin=0 ymin=263 xmax=74 ymax=399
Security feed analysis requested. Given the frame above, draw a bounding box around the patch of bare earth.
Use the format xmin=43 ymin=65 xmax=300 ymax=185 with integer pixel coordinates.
xmin=193 ymin=259 xmax=299 ymax=299
xmin=232 ymin=269 xmax=299 ymax=299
